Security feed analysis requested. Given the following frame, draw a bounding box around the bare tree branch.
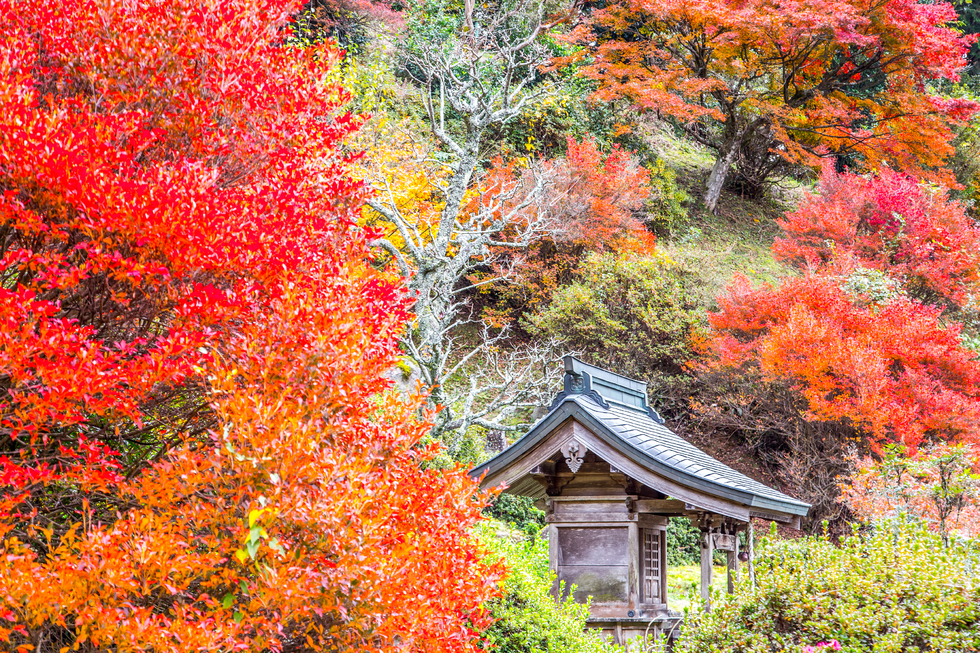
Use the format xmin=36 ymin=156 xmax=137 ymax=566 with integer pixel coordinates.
xmin=366 ymin=0 xmax=570 ymax=446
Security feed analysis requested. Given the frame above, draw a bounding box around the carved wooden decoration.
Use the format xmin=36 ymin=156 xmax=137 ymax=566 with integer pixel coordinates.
xmin=560 ymin=440 xmax=586 ymax=472
xmin=712 ymin=533 xmax=736 ymax=552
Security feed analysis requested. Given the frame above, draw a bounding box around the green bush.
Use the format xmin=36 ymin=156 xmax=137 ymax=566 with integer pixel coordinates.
xmin=676 ymin=522 xmax=980 ymax=653
xmin=484 ymin=494 xmax=546 ymax=536
xmin=477 ymin=523 xmax=621 ymax=653
xmin=667 ymin=517 xmax=702 ymax=566
xmin=528 ymin=251 xmax=702 ymax=407
xmin=645 ymin=158 xmax=691 ymax=235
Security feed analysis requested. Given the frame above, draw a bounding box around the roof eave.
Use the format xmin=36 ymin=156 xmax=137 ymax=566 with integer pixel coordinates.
xmin=747 ymin=494 xmax=811 ymax=516
xmin=469 ymin=399 xmax=577 ymax=480
xmin=470 ymin=396 xmax=810 ymax=518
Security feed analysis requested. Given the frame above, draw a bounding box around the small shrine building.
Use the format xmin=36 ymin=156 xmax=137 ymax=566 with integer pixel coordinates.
xmin=471 ymin=357 xmax=810 ymax=644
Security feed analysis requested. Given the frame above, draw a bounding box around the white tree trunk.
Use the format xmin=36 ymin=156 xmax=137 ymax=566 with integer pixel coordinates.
xmin=703 ymin=133 xmax=742 ymax=214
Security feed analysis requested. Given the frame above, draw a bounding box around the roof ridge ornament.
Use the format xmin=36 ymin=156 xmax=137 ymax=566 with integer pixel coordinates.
xmin=549 ymin=356 xmax=665 ymax=424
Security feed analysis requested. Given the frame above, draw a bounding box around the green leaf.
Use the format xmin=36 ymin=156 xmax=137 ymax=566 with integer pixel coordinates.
xmin=235 ymin=549 xmax=248 ymax=564
xmin=222 ymin=593 xmax=235 ymax=609
xmin=233 ymin=611 xmax=243 ymax=624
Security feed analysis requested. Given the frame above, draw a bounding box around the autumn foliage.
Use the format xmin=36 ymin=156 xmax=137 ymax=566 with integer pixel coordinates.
xmin=0 ymin=0 xmax=500 ymax=651
xmin=485 ymin=138 xmax=654 ymax=318
xmin=571 ymin=0 xmax=978 ymax=204
xmin=707 ymin=159 xmax=980 ymax=455
xmin=775 ymin=164 xmax=980 ymax=307
xmin=546 ymin=138 xmax=655 ymax=253
xmin=711 ymin=274 xmax=980 ymax=451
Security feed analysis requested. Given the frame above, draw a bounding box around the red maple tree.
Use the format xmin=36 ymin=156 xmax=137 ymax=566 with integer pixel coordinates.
xmin=774 ymin=163 xmax=980 ymax=308
xmin=708 ymin=160 xmax=980 ymax=454
xmin=710 ymin=274 xmax=980 ymax=451
xmin=0 ymin=0 xmax=500 ymax=650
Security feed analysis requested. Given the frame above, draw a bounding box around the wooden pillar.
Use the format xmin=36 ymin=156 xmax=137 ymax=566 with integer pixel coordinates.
xmin=747 ymin=519 xmax=756 ymax=587
xmin=700 ymin=527 xmax=713 ymax=609
xmin=548 ymin=523 xmax=559 ymax=598
xmin=627 ymin=521 xmax=639 ymax=610
xmin=727 ymin=535 xmax=738 ymax=594
xmin=660 ymin=529 xmax=668 ymax=607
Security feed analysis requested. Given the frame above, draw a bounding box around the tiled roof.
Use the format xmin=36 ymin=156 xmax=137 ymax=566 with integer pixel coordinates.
xmin=471 ymin=357 xmax=809 ymax=517
xmin=566 ymin=393 xmax=808 ymax=511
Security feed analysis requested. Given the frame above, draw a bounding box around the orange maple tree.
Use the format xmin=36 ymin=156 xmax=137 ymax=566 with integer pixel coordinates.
xmin=0 ymin=0 xmax=500 ymax=651
xmin=710 ymin=274 xmax=980 ymax=451
xmin=569 ymin=0 xmax=978 ymax=211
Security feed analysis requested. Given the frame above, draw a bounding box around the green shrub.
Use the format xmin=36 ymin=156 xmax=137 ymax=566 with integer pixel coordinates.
xmin=528 ymin=251 xmax=702 ymax=408
xmin=675 ymin=522 xmax=980 ymax=653
xmin=484 ymin=494 xmax=546 ymax=536
xmin=477 ymin=523 xmax=621 ymax=653
xmin=667 ymin=517 xmax=702 ymax=566
xmin=645 ymin=158 xmax=691 ymax=235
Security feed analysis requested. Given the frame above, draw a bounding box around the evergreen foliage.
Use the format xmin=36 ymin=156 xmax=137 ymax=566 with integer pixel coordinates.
xmin=478 ymin=524 xmax=621 ymax=653
xmin=677 ymin=523 xmax=980 ymax=653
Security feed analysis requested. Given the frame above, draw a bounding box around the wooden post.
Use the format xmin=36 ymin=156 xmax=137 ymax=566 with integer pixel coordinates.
xmin=726 ymin=536 xmax=738 ymax=594
xmin=700 ymin=527 xmax=713 ymax=609
xmin=660 ymin=529 xmax=668 ymax=608
xmin=627 ymin=521 xmax=639 ymax=610
xmin=548 ymin=523 xmax=559 ymax=598
xmin=747 ymin=519 xmax=756 ymax=587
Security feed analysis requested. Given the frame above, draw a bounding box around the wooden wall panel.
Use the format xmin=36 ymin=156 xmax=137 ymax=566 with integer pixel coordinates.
xmin=558 ymin=566 xmax=629 ymax=603
xmin=558 ymin=527 xmax=628 ymax=566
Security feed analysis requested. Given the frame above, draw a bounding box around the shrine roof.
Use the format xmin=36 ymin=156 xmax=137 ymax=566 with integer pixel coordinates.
xmin=471 ymin=357 xmax=809 ymax=520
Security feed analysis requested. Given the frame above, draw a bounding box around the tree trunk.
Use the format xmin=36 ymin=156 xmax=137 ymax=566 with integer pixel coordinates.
xmin=437 ymin=141 xmax=480 ymax=246
xmin=703 ymin=132 xmax=743 ymax=214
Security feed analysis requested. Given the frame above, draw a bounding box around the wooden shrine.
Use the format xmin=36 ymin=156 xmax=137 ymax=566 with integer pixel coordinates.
xmin=471 ymin=357 xmax=810 ymax=645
